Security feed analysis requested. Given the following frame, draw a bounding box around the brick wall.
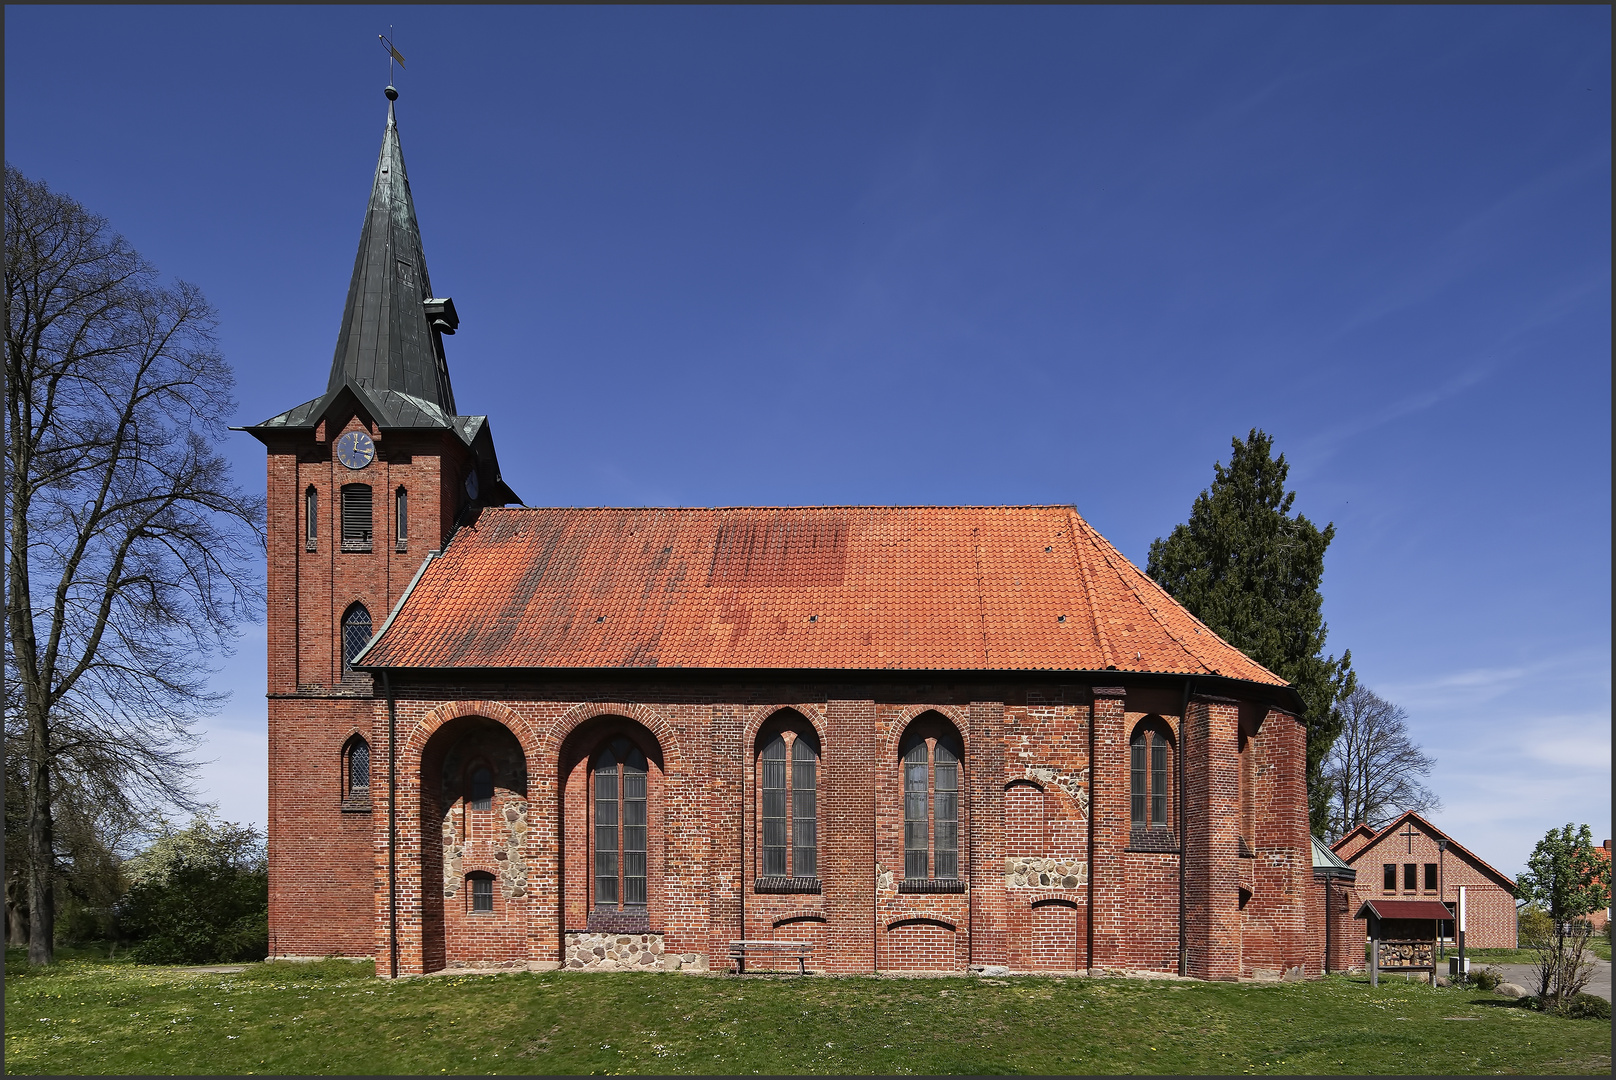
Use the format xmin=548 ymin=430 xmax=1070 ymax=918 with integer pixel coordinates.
xmin=1340 ymin=818 xmax=1518 ymax=950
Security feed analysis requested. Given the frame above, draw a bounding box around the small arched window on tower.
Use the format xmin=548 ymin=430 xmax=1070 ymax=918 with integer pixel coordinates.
xmin=341 ymin=483 xmax=373 ymax=552
xmin=341 ymin=602 xmax=371 ymax=672
xmin=394 ymin=487 xmax=408 ymax=551
xmin=305 ymin=486 xmax=319 ymax=551
xmin=344 ymin=735 xmax=370 ymax=801
xmin=1129 ymin=718 xmax=1175 ymax=849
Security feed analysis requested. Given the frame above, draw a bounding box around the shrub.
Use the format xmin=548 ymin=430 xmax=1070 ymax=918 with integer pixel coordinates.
xmin=1563 ymin=993 xmax=1610 ymax=1021
xmin=1470 ymin=966 xmax=1503 ymax=991
xmin=114 ymin=815 xmax=268 ymax=965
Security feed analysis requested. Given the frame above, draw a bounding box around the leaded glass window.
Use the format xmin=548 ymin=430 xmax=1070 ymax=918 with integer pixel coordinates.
xmin=1129 ymin=723 xmax=1173 ymax=830
xmin=341 ymin=603 xmax=371 ymax=670
xmin=349 ymin=738 xmax=370 ymax=793
xmin=594 ymin=737 xmax=648 ymax=909
xmin=933 ymin=741 xmax=958 ymax=880
xmin=904 ymin=741 xmax=929 ymax=879
xmin=761 ymin=736 xmax=787 ymax=877
xmin=395 ymin=487 xmax=408 ymax=550
xmin=306 ymin=486 xmax=319 ymax=551
xmin=791 ymin=736 xmax=817 ymax=878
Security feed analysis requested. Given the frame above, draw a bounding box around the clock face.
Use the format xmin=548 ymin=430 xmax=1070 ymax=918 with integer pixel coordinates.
xmin=336 ymin=431 xmax=376 ymax=470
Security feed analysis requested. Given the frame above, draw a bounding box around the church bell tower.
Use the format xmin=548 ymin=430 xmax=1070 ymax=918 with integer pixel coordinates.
xmin=240 ymin=85 xmax=517 ymax=958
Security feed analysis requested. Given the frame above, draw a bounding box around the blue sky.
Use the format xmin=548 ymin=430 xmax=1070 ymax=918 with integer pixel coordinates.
xmin=6 ymin=6 xmax=1609 ymax=877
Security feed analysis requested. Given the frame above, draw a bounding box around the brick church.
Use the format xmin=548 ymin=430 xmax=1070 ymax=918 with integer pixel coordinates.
xmin=245 ymin=88 xmax=1333 ymax=979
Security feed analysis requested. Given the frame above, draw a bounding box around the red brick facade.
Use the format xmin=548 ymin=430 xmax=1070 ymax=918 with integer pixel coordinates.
xmin=1331 ymin=812 xmax=1518 ymax=951
xmin=260 ymin=458 xmax=1324 ymax=977
xmin=252 ymin=92 xmax=1331 ymax=979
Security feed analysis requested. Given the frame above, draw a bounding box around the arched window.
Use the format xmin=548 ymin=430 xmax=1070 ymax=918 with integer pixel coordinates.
xmin=305 ymin=486 xmax=319 ymax=551
xmin=346 ymin=736 xmax=370 ymax=795
xmin=901 ymin=725 xmax=962 ymax=882
xmin=467 ymin=871 xmax=495 ymax=913
xmin=341 ymin=603 xmax=372 ymax=670
xmin=593 ymin=736 xmax=647 ymax=910
xmin=1129 ymin=719 xmax=1174 ymax=831
xmin=758 ymin=725 xmax=819 ymax=882
xmin=469 ymin=764 xmax=494 ymax=811
xmin=341 ymin=483 xmax=373 ymax=552
xmin=394 ymin=487 xmax=408 ymax=551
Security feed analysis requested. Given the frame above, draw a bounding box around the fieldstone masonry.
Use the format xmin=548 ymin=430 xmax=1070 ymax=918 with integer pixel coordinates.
xmin=1005 ymin=857 xmax=1087 ymax=889
xmin=562 ymin=932 xmax=707 ymax=972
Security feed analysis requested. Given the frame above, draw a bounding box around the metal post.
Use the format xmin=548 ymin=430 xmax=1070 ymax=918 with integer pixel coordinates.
xmin=1369 ymin=914 xmax=1379 ymax=988
xmin=1457 ymin=886 xmax=1467 ymax=980
xmin=1437 ymin=837 xmax=1448 ymax=959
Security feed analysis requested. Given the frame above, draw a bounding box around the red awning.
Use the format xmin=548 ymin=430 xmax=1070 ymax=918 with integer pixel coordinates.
xmin=1355 ymin=899 xmax=1454 ymax=921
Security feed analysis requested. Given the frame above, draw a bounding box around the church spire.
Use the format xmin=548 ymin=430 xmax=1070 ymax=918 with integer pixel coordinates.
xmin=327 ymin=85 xmax=458 ymax=416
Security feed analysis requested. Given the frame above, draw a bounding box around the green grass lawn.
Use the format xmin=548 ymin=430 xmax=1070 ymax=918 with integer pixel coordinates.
xmin=5 ymin=950 xmax=1609 ymax=1076
xmin=1465 ymin=944 xmax=1613 ymax=966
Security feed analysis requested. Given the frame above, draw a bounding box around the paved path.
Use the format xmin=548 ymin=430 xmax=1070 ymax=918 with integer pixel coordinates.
xmin=1490 ymin=958 xmax=1610 ymax=1001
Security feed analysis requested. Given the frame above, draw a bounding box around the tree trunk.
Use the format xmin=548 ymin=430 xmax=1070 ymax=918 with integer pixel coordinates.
xmin=27 ymin=699 xmax=55 ymax=965
xmin=5 ymin=872 xmax=29 ymax=945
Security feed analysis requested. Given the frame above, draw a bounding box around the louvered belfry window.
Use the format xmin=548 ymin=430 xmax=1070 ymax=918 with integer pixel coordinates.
xmin=594 ymin=737 xmax=648 ymax=909
xmin=341 ymin=484 xmax=373 ymax=552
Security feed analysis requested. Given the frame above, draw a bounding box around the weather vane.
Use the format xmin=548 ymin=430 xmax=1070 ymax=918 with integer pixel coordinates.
xmin=379 ymin=27 xmax=406 ymax=90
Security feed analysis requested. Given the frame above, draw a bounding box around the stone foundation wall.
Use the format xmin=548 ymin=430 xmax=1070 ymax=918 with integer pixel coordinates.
xmin=563 ymin=931 xmax=707 ymax=972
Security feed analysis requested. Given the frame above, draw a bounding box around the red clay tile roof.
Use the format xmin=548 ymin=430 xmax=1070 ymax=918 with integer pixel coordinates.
xmin=356 ymin=505 xmax=1287 ymax=682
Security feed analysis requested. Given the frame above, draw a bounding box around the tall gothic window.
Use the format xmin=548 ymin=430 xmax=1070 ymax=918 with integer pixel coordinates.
xmin=902 ymin=728 xmax=961 ymax=881
xmin=305 ymin=486 xmax=319 ymax=551
xmin=594 ymin=737 xmax=647 ymax=909
xmin=341 ymin=603 xmax=371 ymax=671
xmin=395 ymin=487 xmax=408 ymax=551
xmin=758 ymin=726 xmax=819 ymax=881
xmin=1129 ymin=720 xmax=1173 ymax=831
xmin=341 ymin=483 xmax=373 ymax=552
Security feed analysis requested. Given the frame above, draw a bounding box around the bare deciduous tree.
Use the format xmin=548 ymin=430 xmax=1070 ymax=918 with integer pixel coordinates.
xmin=4 ymin=163 xmax=263 ymax=965
xmin=1320 ymin=684 xmax=1440 ymax=840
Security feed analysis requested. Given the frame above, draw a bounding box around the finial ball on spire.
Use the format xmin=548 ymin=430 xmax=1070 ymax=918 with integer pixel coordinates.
xmin=385 ymin=84 xmax=399 ymax=101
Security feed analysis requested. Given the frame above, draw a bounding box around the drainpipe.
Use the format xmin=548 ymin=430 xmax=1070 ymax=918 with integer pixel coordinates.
xmin=1086 ymin=689 xmax=1095 ymax=973
xmin=384 ymin=670 xmax=398 ymax=979
xmin=1178 ymin=679 xmax=1192 ymax=977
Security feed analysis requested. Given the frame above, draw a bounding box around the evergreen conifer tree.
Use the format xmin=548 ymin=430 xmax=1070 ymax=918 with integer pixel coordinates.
xmin=1147 ymin=429 xmax=1354 ymax=836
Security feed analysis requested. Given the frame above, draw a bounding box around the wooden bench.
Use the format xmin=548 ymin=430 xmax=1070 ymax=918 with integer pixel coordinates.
xmin=727 ymin=939 xmax=812 ymax=975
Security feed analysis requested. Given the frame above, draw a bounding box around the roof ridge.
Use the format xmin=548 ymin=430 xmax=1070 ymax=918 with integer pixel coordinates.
xmin=474 ymin=504 xmax=1082 ymax=512
xmin=1082 ymin=517 xmax=1284 ymax=684
xmin=1065 ymin=509 xmax=1114 ymax=669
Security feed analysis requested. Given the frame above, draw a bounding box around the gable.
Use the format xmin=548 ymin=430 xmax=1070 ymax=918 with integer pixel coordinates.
xmin=1338 ymin=811 xmax=1515 ymax=891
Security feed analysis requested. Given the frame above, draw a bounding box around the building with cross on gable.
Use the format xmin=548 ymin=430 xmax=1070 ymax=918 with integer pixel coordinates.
xmin=1332 ymin=811 xmax=1518 ymax=949
xmin=242 ymin=86 xmax=1332 ymax=979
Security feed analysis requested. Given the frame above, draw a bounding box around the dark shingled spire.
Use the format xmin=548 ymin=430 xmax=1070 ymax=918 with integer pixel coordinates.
xmin=327 ymin=88 xmax=457 ymax=415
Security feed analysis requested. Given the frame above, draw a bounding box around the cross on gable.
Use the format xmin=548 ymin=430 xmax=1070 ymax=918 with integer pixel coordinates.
xmin=1400 ymin=821 xmax=1419 ymax=853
